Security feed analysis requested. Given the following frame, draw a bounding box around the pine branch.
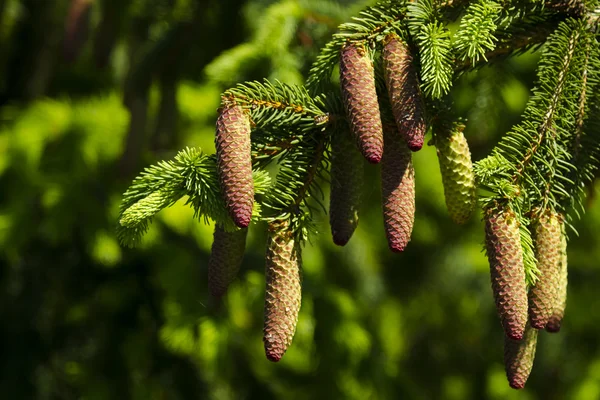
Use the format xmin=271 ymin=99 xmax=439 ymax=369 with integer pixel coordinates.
xmin=117 ymin=148 xmax=271 ymax=247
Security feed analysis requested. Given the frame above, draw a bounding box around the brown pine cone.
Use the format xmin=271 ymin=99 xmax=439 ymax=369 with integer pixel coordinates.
xmin=529 ymin=212 xmax=562 ymax=329
xmin=504 ymin=323 xmax=538 ymax=389
xmin=382 ymin=124 xmax=415 ymax=252
xmin=215 ymin=103 xmax=254 ymax=228
xmin=382 ymin=34 xmax=426 ymax=152
xmin=263 ymin=222 xmax=302 ymax=362
xmin=485 ymin=209 xmax=528 ymax=340
xmin=208 ymin=225 xmax=248 ymax=298
xmin=330 ymin=127 xmax=364 ymax=246
xmin=340 ymin=42 xmax=384 ymax=164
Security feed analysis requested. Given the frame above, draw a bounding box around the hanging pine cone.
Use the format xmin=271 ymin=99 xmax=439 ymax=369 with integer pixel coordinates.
xmin=504 ymin=323 xmax=539 ymax=389
xmin=330 ymin=127 xmax=364 ymax=246
xmin=208 ymin=225 xmax=248 ymax=298
xmin=215 ymin=102 xmax=254 ymax=228
xmin=435 ymin=122 xmax=476 ymax=224
xmin=263 ymin=222 xmax=302 ymax=362
xmin=529 ymin=212 xmax=562 ymax=329
xmin=382 ymin=33 xmax=426 ymax=152
xmin=485 ymin=209 xmax=528 ymax=340
xmin=340 ymin=41 xmax=384 ymax=164
xmin=382 ymin=124 xmax=415 ymax=252
xmin=547 ymin=230 xmax=568 ymax=333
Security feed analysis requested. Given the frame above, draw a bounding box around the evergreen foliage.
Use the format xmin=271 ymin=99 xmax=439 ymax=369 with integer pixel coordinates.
xmin=116 ymin=0 xmax=600 ymax=387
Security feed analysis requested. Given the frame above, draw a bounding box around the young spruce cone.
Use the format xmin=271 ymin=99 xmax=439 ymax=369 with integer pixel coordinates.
xmin=485 ymin=209 xmax=528 ymax=340
xmin=382 ymin=34 xmax=426 ymax=152
xmin=529 ymin=212 xmax=562 ymax=329
xmin=547 ymin=230 xmax=568 ymax=333
xmin=330 ymin=127 xmax=364 ymax=246
xmin=435 ymin=122 xmax=476 ymax=224
xmin=208 ymin=225 xmax=248 ymax=298
xmin=340 ymin=42 xmax=384 ymax=164
xmin=382 ymin=124 xmax=415 ymax=252
xmin=215 ymin=103 xmax=254 ymax=228
xmin=263 ymin=222 xmax=302 ymax=362
xmin=504 ymin=323 xmax=539 ymax=389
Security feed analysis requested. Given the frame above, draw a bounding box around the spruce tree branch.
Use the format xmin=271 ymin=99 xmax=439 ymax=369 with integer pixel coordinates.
xmin=455 ymin=20 xmax=559 ymax=72
xmin=513 ymin=27 xmax=580 ymax=185
xmin=573 ymin=40 xmax=589 ymax=157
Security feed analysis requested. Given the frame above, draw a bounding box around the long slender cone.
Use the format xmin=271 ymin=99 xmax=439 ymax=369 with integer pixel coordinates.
xmin=546 ymin=230 xmax=568 ymax=333
xmin=382 ymin=124 xmax=415 ymax=252
xmin=263 ymin=222 xmax=302 ymax=362
xmin=382 ymin=34 xmax=426 ymax=152
xmin=504 ymin=324 xmax=539 ymax=389
xmin=208 ymin=225 xmax=248 ymax=298
xmin=435 ymin=122 xmax=476 ymax=224
xmin=330 ymin=127 xmax=364 ymax=246
xmin=529 ymin=212 xmax=562 ymax=329
xmin=485 ymin=209 xmax=528 ymax=340
xmin=340 ymin=42 xmax=384 ymax=164
xmin=215 ymin=103 xmax=254 ymax=228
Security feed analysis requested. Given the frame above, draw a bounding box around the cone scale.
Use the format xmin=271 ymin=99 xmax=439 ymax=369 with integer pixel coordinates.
xmin=529 ymin=212 xmax=562 ymax=329
xmin=263 ymin=222 xmax=302 ymax=362
xmin=382 ymin=124 xmax=415 ymax=252
xmin=435 ymin=122 xmax=476 ymax=224
xmin=208 ymin=225 xmax=248 ymax=298
xmin=340 ymin=42 xmax=384 ymax=164
xmin=329 ymin=127 xmax=364 ymax=246
xmin=382 ymin=34 xmax=426 ymax=152
xmin=485 ymin=209 xmax=528 ymax=340
xmin=215 ymin=103 xmax=254 ymax=228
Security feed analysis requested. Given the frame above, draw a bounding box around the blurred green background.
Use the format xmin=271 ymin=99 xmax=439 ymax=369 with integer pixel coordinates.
xmin=0 ymin=0 xmax=599 ymax=399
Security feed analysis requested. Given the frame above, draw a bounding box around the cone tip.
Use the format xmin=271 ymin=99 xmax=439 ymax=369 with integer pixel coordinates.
xmin=333 ymin=235 xmax=350 ymax=246
xmin=546 ymin=320 xmax=561 ymax=333
xmin=366 ymin=152 xmax=382 ymax=164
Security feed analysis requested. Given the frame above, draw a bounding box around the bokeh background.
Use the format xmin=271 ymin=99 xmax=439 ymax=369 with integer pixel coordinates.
xmin=0 ymin=0 xmax=599 ymax=399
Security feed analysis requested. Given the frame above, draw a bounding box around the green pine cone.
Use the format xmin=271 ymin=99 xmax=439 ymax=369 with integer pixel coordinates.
xmin=215 ymin=103 xmax=254 ymax=228
xmin=504 ymin=323 xmax=539 ymax=390
xmin=340 ymin=42 xmax=384 ymax=164
xmin=485 ymin=209 xmax=528 ymax=341
xmin=208 ymin=225 xmax=248 ymax=298
xmin=529 ymin=212 xmax=562 ymax=329
xmin=330 ymin=127 xmax=364 ymax=246
xmin=435 ymin=122 xmax=476 ymax=224
xmin=263 ymin=222 xmax=302 ymax=362
xmin=382 ymin=124 xmax=415 ymax=252
xmin=547 ymin=230 xmax=568 ymax=333
xmin=383 ymin=34 xmax=426 ymax=152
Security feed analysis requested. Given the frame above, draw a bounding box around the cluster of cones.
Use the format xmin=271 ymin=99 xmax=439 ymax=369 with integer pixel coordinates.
xmin=331 ymin=34 xmax=476 ymax=249
xmin=207 ymin=33 xmax=477 ymax=363
xmin=485 ymin=209 xmax=568 ymax=389
xmin=212 ymin=100 xmax=301 ymax=362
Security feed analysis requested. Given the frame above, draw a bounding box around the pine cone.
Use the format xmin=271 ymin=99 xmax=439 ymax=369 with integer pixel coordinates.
xmin=330 ymin=127 xmax=364 ymax=246
xmin=208 ymin=225 xmax=248 ymax=298
xmin=340 ymin=42 xmax=384 ymax=164
xmin=546 ymin=230 xmax=568 ymax=333
xmin=485 ymin=209 xmax=528 ymax=340
xmin=435 ymin=122 xmax=475 ymax=224
xmin=529 ymin=212 xmax=562 ymax=329
xmin=504 ymin=323 xmax=539 ymax=389
xmin=382 ymin=34 xmax=426 ymax=152
xmin=263 ymin=222 xmax=302 ymax=362
xmin=382 ymin=124 xmax=415 ymax=252
xmin=215 ymin=103 xmax=254 ymax=228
